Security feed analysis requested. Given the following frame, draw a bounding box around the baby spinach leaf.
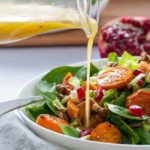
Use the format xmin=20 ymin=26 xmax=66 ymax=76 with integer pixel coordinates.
xmin=37 ymin=81 xmax=56 ymax=94
xmin=42 ymin=92 xmax=59 ymax=116
xmin=109 ymin=115 xmax=140 ymax=144
xmin=100 ymin=89 xmax=118 ymax=106
xmin=24 ymin=102 xmax=52 ymax=121
xmin=106 ymin=103 xmax=145 ymax=121
xmin=121 ymin=134 xmax=131 ymax=144
xmin=38 ymin=64 xmax=98 ymax=93
xmin=134 ymin=127 xmax=150 ymax=144
xmin=112 ymin=91 xmax=127 ymax=106
xmin=60 ymin=125 xmax=80 ymax=138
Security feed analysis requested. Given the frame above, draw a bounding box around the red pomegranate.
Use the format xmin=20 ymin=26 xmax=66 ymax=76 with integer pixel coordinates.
xmin=98 ymin=16 xmax=150 ymax=58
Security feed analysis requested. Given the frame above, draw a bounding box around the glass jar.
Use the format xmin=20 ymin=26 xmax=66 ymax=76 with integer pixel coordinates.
xmin=0 ymin=0 xmax=107 ymax=44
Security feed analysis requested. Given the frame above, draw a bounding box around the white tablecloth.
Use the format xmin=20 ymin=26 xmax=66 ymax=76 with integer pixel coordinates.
xmin=0 ymin=46 xmax=99 ymax=101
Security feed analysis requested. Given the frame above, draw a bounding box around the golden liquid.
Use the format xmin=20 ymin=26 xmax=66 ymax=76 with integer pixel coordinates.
xmin=85 ymin=21 xmax=98 ymax=128
xmin=0 ymin=3 xmax=98 ymax=128
xmin=0 ymin=22 xmax=80 ymax=43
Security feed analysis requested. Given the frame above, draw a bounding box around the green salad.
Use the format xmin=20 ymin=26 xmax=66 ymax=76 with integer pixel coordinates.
xmin=25 ymin=51 xmax=150 ymax=144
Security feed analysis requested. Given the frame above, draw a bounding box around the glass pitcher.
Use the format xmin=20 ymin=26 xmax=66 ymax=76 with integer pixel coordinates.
xmin=0 ymin=0 xmax=106 ymax=44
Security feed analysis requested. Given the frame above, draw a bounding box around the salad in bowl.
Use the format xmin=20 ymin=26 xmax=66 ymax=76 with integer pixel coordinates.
xmin=23 ymin=51 xmax=150 ymax=145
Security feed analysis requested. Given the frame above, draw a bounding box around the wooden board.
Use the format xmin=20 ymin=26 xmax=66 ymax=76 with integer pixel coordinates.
xmin=1 ymin=0 xmax=150 ymax=47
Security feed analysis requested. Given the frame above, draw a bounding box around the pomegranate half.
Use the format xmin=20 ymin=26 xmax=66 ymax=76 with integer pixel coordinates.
xmin=98 ymin=16 xmax=150 ymax=57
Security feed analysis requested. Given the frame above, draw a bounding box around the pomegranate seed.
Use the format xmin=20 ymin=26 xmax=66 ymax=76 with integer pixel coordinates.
xmin=120 ymin=17 xmax=132 ymax=23
xmin=138 ymin=35 xmax=146 ymax=43
xmin=134 ymin=48 xmax=142 ymax=55
xmin=137 ymin=79 xmax=144 ymax=87
xmin=133 ymin=69 xmax=144 ymax=76
xmin=143 ymin=19 xmax=150 ymax=33
xmin=144 ymin=43 xmax=150 ymax=51
xmin=80 ymin=129 xmax=91 ymax=137
xmin=95 ymin=89 xmax=105 ymax=102
xmin=129 ymin=105 xmax=145 ymax=117
xmin=77 ymin=87 xmax=85 ymax=101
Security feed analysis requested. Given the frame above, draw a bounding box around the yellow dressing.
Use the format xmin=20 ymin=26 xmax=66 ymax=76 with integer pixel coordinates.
xmin=0 ymin=22 xmax=80 ymax=43
xmin=0 ymin=3 xmax=98 ymax=128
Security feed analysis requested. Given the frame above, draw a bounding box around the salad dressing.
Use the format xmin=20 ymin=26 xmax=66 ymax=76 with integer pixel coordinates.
xmin=0 ymin=3 xmax=98 ymax=128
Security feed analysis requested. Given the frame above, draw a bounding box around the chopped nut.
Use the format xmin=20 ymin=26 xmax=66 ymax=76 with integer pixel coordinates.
xmin=107 ymin=62 xmax=118 ymax=67
xmin=92 ymin=103 xmax=100 ymax=112
xmin=140 ymin=52 xmax=150 ymax=63
xmin=90 ymin=110 xmax=108 ymax=128
xmin=56 ymin=84 xmax=71 ymax=95
xmin=57 ymin=111 xmax=69 ymax=121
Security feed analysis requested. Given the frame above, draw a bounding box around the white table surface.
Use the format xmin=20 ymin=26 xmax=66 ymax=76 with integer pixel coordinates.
xmin=0 ymin=46 xmax=99 ymax=101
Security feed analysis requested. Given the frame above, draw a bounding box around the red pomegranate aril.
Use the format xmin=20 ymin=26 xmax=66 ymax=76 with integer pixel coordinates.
xmin=121 ymin=17 xmax=142 ymax=28
xmin=143 ymin=19 xmax=150 ymax=32
xmin=80 ymin=129 xmax=91 ymax=137
xmin=77 ymin=87 xmax=85 ymax=101
xmin=133 ymin=69 xmax=144 ymax=76
xmin=107 ymin=45 xmax=116 ymax=52
xmin=134 ymin=48 xmax=142 ymax=55
xmin=95 ymin=89 xmax=105 ymax=102
xmin=137 ymin=79 xmax=144 ymax=87
xmin=144 ymin=43 xmax=150 ymax=51
xmin=129 ymin=105 xmax=145 ymax=117
xmin=138 ymin=35 xmax=146 ymax=43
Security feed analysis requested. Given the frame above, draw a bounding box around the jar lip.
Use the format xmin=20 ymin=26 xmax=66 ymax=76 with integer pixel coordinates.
xmin=89 ymin=0 xmax=109 ymax=21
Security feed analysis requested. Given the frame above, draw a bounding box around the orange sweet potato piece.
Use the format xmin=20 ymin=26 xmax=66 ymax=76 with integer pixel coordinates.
xmin=139 ymin=61 xmax=150 ymax=72
xmin=63 ymin=72 xmax=73 ymax=84
xmin=82 ymin=82 xmax=97 ymax=91
xmin=125 ymin=89 xmax=150 ymax=116
xmin=67 ymin=100 xmax=95 ymax=121
xmin=97 ymin=66 xmax=133 ymax=90
xmin=67 ymin=100 xmax=85 ymax=120
xmin=36 ymin=114 xmax=69 ymax=134
xmin=90 ymin=122 xmax=121 ymax=143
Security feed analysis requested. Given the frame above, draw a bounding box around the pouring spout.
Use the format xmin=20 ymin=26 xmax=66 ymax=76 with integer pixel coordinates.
xmin=90 ymin=0 xmax=109 ymax=22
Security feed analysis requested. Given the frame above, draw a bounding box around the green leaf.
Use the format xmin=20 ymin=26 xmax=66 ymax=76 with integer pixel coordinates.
xmin=24 ymin=102 xmax=52 ymax=121
xmin=37 ymin=64 xmax=98 ymax=93
xmin=80 ymin=135 xmax=90 ymax=140
xmin=42 ymin=92 xmax=59 ymax=116
xmin=89 ymin=90 xmax=96 ymax=98
xmin=52 ymin=99 xmax=67 ymax=112
xmin=134 ymin=127 xmax=150 ymax=144
xmin=119 ymin=51 xmax=139 ymax=70
xmin=121 ymin=134 xmax=131 ymax=144
xmin=108 ymin=52 xmax=118 ymax=63
xmin=100 ymin=89 xmax=118 ymax=106
xmin=60 ymin=125 xmax=80 ymax=138
xmin=37 ymin=81 xmax=56 ymax=94
xmin=145 ymin=72 xmax=150 ymax=83
xmin=144 ymin=123 xmax=150 ymax=131
xmin=106 ymin=103 xmax=146 ymax=121
xmin=109 ymin=115 xmax=140 ymax=144
xmin=112 ymin=91 xmax=127 ymax=106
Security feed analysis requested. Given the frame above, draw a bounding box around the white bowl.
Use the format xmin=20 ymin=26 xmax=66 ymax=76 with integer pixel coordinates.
xmin=17 ymin=59 xmax=150 ymax=150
